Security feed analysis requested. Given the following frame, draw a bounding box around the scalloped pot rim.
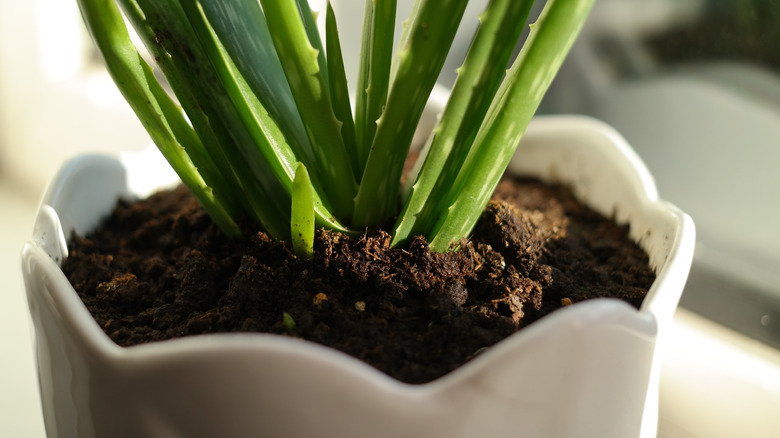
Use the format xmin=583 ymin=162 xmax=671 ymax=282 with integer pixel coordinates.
xmin=22 ymin=90 xmax=694 ymax=438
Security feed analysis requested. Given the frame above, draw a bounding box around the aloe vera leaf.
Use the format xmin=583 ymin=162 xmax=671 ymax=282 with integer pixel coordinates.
xmin=122 ymin=0 xmax=292 ymax=239
xmin=117 ymin=0 xmax=243 ymax=205
xmin=429 ymin=0 xmax=596 ymax=251
xmin=325 ymin=1 xmax=360 ymax=177
xmin=260 ymin=0 xmax=358 ymax=219
xmin=353 ymin=0 xmax=396 ymax=174
xmin=196 ymin=0 xmax=313 ymax=167
xmin=352 ymin=0 xmax=469 ymax=228
xmin=392 ymin=0 xmax=534 ymax=248
xmin=296 ymin=0 xmax=330 ymax=95
xmin=291 ymin=163 xmax=315 ymax=259
xmin=76 ymin=0 xmax=242 ymax=237
xmin=196 ymin=0 xmax=350 ymax=232
xmin=389 ymin=0 xmax=421 ymax=84
xmin=181 ymin=0 xmax=350 ymax=234
xmin=89 ymin=0 xmax=241 ymax=215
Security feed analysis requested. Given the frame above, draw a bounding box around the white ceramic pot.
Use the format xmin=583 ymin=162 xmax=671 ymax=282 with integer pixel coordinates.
xmin=22 ymin=92 xmax=694 ymax=438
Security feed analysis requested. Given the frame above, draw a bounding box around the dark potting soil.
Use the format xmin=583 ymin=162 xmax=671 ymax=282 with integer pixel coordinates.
xmin=63 ymin=177 xmax=655 ymax=384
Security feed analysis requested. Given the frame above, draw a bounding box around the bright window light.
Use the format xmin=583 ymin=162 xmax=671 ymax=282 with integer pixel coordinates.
xmin=34 ymin=0 xmax=87 ymax=82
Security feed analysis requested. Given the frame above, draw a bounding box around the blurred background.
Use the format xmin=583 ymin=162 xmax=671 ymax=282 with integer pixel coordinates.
xmin=2 ymin=0 xmax=779 ymax=436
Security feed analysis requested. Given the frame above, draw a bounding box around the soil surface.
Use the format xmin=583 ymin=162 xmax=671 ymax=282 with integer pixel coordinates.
xmin=63 ymin=177 xmax=654 ymax=384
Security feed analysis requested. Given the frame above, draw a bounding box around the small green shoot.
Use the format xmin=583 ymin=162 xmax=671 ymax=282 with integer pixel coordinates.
xmin=282 ymin=312 xmax=297 ymax=332
xmin=75 ymin=0 xmax=595 ymax=253
xmin=291 ymin=163 xmax=315 ymax=259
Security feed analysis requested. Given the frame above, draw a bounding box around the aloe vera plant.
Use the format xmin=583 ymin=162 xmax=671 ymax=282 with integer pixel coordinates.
xmin=75 ymin=0 xmax=594 ymax=253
